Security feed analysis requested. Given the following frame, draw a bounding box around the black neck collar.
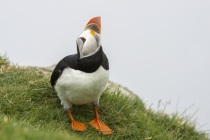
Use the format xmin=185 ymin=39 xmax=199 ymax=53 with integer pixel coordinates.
xmin=77 ymin=47 xmax=103 ymax=73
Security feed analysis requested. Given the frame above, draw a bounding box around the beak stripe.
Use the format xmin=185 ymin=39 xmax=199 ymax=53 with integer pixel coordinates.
xmin=84 ymin=16 xmax=101 ymax=34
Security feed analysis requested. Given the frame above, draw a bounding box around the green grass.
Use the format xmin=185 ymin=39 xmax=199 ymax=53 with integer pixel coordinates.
xmin=0 ymin=56 xmax=209 ymax=140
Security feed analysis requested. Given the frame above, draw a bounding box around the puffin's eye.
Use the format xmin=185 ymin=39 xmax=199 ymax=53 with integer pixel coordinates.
xmin=80 ymin=37 xmax=86 ymax=43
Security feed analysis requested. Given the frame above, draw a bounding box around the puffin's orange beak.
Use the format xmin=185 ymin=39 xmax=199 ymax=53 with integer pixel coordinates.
xmin=84 ymin=16 xmax=101 ymax=34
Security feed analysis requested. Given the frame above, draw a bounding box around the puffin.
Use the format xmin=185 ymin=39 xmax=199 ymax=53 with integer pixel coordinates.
xmin=50 ymin=16 xmax=112 ymax=135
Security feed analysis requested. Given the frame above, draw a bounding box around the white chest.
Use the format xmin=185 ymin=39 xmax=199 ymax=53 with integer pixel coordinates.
xmin=54 ymin=66 xmax=109 ymax=109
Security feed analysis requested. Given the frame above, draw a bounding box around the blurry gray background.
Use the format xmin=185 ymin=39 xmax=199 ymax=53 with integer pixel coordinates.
xmin=1 ymin=0 xmax=210 ymax=134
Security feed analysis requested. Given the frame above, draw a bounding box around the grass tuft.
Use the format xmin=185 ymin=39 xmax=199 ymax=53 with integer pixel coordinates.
xmin=0 ymin=56 xmax=209 ymax=140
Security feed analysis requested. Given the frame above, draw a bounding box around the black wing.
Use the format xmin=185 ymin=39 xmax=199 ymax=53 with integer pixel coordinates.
xmin=50 ymin=54 xmax=78 ymax=86
xmin=101 ymin=52 xmax=109 ymax=70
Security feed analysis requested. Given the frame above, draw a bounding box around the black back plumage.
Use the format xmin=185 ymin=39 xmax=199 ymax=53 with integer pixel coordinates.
xmin=50 ymin=47 xmax=109 ymax=87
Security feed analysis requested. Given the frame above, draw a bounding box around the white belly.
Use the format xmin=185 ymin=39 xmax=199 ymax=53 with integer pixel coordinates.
xmin=54 ymin=66 xmax=109 ymax=109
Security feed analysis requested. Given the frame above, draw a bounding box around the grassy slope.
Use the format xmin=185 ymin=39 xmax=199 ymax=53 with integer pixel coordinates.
xmin=0 ymin=56 xmax=208 ymax=140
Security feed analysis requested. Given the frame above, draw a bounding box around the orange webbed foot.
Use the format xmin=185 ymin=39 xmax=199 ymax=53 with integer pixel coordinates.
xmin=67 ymin=110 xmax=86 ymax=132
xmin=90 ymin=106 xmax=112 ymax=135
xmin=71 ymin=120 xmax=86 ymax=132
xmin=89 ymin=118 xmax=112 ymax=135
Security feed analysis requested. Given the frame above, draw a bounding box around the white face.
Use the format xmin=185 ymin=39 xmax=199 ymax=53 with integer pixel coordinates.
xmin=76 ymin=30 xmax=101 ymax=59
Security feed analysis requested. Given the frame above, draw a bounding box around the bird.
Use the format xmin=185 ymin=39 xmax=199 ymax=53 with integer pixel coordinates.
xmin=50 ymin=16 xmax=112 ymax=135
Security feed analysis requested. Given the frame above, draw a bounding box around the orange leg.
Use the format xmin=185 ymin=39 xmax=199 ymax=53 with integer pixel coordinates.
xmin=89 ymin=106 xmax=112 ymax=135
xmin=67 ymin=110 xmax=86 ymax=132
